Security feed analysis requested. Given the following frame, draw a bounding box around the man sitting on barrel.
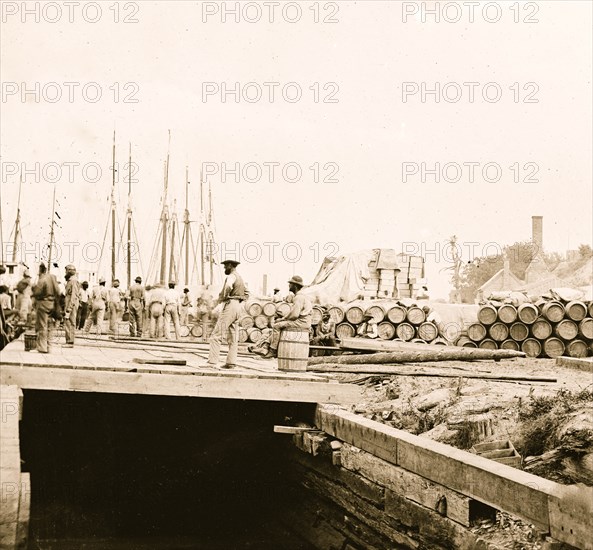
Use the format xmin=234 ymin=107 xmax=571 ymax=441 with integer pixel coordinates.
xmin=262 ymin=275 xmax=312 ymax=359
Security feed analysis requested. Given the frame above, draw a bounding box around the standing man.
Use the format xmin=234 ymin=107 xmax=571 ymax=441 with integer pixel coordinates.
xmin=207 ymin=259 xmax=246 ymax=369
xmin=108 ymin=279 xmax=123 ymax=334
xmin=77 ymin=281 xmax=89 ymax=329
xmin=164 ymin=282 xmax=181 ymax=340
xmin=128 ymin=276 xmax=145 ymax=337
xmin=180 ymin=287 xmax=191 ymax=326
xmin=32 ymin=263 xmax=60 ymax=353
xmin=272 ymin=287 xmax=282 ymax=303
xmin=84 ymin=277 xmax=108 ymax=335
xmin=264 ymin=276 xmax=312 ymax=359
xmin=15 ymin=270 xmax=33 ymax=324
xmin=63 ymin=264 xmax=81 ymax=347
xmin=148 ymin=284 xmax=166 ymax=339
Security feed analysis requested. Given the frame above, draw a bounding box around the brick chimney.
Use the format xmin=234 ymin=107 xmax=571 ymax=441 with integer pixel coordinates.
xmin=532 ymin=216 xmax=543 ymax=254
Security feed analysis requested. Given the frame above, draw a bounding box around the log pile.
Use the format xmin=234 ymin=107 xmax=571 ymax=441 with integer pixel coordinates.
xmin=460 ymin=299 xmax=593 ymax=358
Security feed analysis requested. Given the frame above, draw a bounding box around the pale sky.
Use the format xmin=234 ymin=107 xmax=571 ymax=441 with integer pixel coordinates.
xmin=1 ymin=0 xmax=591 ymax=298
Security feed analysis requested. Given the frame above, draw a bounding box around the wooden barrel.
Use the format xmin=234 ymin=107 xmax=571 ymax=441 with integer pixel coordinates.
xmin=24 ymin=331 xmax=36 ymax=351
xmin=345 ymin=304 xmax=365 ymax=325
xmin=565 ymin=301 xmax=587 ymax=322
xmin=240 ymin=316 xmax=255 ymax=329
xmin=387 ymin=305 xmax=407 ymax=324
xmin=567 ymin=340 xmax=588 ymax=358
xmin=406 ymin=307 xmax=426 ymax=325
xmin=247 ymin=327 xmax=262 ymax=343
xmin=497 ymin=304 xmax=518 ymax=324
xmin=411 ymin=338 xmax=427 ymax=344
xmin=336 ymin=323 xmax=356 ymax=339
xmin=328 ymin=306 xmax=345 ymax=324
xmin=542 ymin=301 xmax=565 ymax=323
xmin=262 ymin=301 xmax=277 ymax=317
xmin=277 ymin=329 xmax=310 ymax=372
xmin=238 ymin=328 xmax=249 ymax=343
xmin=456 ymin=336 xmax=477 ymax=348
xmin=521 ymin=338 xmax=542 ymax=358
xmin=366 ymin=304 xmax=387 ymax=322
xmin=191 ymin=324 xmax=203 ymax=338
xmin=509 ymin=322 xmax=529 ymax=342
xmin=396 ymin=323 xmax=415 ymax=341
xmin=276 ymin=302 xmax=291 ymax=317
xmin=479 ymin=339 xmax=498 ymax=350
xmin=418 ymin=322 xmax=438 ymax=342
xmin=543 ymin=337 xmax=565 ymax=358
xmin=501 ymin=339 xmax=520 ymax=351
xmin=488 ymin=322 xmax=509 ymax=342
xmin=578 ymin=318 xmax=593 ymax=340
xmin=477 ymin=305 xmax=498 ymax=326
xmin=432 ymin=338 xmax=449 ymax=346
xmin=246 ymin=300 xmax=263 ymax=317
xmin=377 ymin=321 xmax=396 ymax=340
xmin=311 ymin=306 xmax=324 ymax=325
xmin=179 ymin=325 xmax=190 ymax=338
xmin=517 ymin=303 xmax=539 ymax=325
xmin=467 ymin=323 xmax=487 ymax=342
xmin=554 ymin=319 xmax=578 ymax=341
xmin=531 ymin=319 xmax=552 ymax=340
xmin=589 ymin=302 xmax=593 ymax=318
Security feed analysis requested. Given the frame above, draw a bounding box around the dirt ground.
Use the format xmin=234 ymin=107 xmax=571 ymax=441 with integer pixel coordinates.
xmin=339 ymin=357 xmax=593 ymax=549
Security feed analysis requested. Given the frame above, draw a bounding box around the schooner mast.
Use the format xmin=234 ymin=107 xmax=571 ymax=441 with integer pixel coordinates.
xmin=10 ymin=173 xmax=23 ymax=263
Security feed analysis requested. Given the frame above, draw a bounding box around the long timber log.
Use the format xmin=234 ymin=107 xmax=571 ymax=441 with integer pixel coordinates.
xmin=306 ymin=364 xmax=556 ymax=382
xmin=308 ymin=347 xmax=525 ymax=366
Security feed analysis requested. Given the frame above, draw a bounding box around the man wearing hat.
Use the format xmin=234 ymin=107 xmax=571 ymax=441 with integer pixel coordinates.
xmin=63 ymin=264 xmax=81 ymax=347
xmin=357 ymin=313 xmax=378 ymax=339
xmin=32 ymin=262 xmax=61 ymax=353
xmin=84 ymin=277 xmax=108 ymax=335
xmin=272 ymin=287 xmax=282 ymax=303
xmin=312 ymin=309 xmax=337 ymax=347
xmin=263 ymin=275 xmax=312 ymax=359
xmin=127 ymin=276 xmax=145 ymax=337
xmin=207 ymin=259 xmax=246 ymax=368
xmin=107 ymin=279 xmax=124 ymax=334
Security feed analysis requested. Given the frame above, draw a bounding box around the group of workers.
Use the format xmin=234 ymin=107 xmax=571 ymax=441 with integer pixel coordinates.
xmin=0 ymin=262 xmax=211 ymax=353
xmin=2 ymin=258 xmax=410 ymax=367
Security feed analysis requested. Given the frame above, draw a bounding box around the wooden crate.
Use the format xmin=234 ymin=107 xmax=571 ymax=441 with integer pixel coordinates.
xmin=470 ymin=440 xmax=522 ymax=469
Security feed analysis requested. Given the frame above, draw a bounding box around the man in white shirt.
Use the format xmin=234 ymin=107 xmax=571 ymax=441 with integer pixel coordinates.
xmin=357 ymin=314 xmax=378 ymax=339
xmin=207 ymin=259 xmax=246 ymax=369
xmin=164 ymin=282 xmax=181 ymax=340
xmin=84 ymin=277 xmax=109 ymax=336
xmin=107 ymin=279 xmax=124 ymax=334
xmin=180 ymin=287 xmax=191 ymax=326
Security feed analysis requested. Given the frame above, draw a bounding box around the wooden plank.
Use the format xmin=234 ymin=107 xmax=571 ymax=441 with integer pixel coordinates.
xmin=340 ymin=443 xmax=474 ymax=526
xmin=307 ymin=364 xmax=557 ymax=382
xmin=15 ymin=472 xmax=30 ymax=549
xmin=315 ymin=405 xmax=560 ymax=532
xmin=548 ymin=486 xmax=593 ymax=550
xmin=1 ymin=366 xmax=361 ymax=404
xmin=274 ymin=426 xmax=315 ymax=434
xmin=132 ymin=358 xmax=188 ymax=366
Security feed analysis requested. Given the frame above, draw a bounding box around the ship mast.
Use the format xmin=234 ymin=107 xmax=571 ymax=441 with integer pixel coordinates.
xmin=47 ymin=185 xmax=57 ymax=272
xmin=126 ymin=143 xmax=132 ymax=289
xmin=11 ymin=173 xmax=23 ymax=263
xmin=159 ymin=130 xmax=171 ymax=285
xmin=110 ymin=131 xmax=117 ymax=283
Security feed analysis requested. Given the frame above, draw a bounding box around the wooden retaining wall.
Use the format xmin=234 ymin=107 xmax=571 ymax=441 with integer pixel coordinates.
xmin=283 ymin=405 xmax=592 ymax=549
xmin=0 ymin=386 xmax=30 ymax=550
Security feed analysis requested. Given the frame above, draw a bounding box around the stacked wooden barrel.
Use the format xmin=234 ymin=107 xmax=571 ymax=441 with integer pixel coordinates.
xmin=236 ymin=299 xmax=294 ymax=343
xmin=327 ymin=300 xmax=443 ymax=344
xmin=461 ymin=299 xmax=593 ymax=358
